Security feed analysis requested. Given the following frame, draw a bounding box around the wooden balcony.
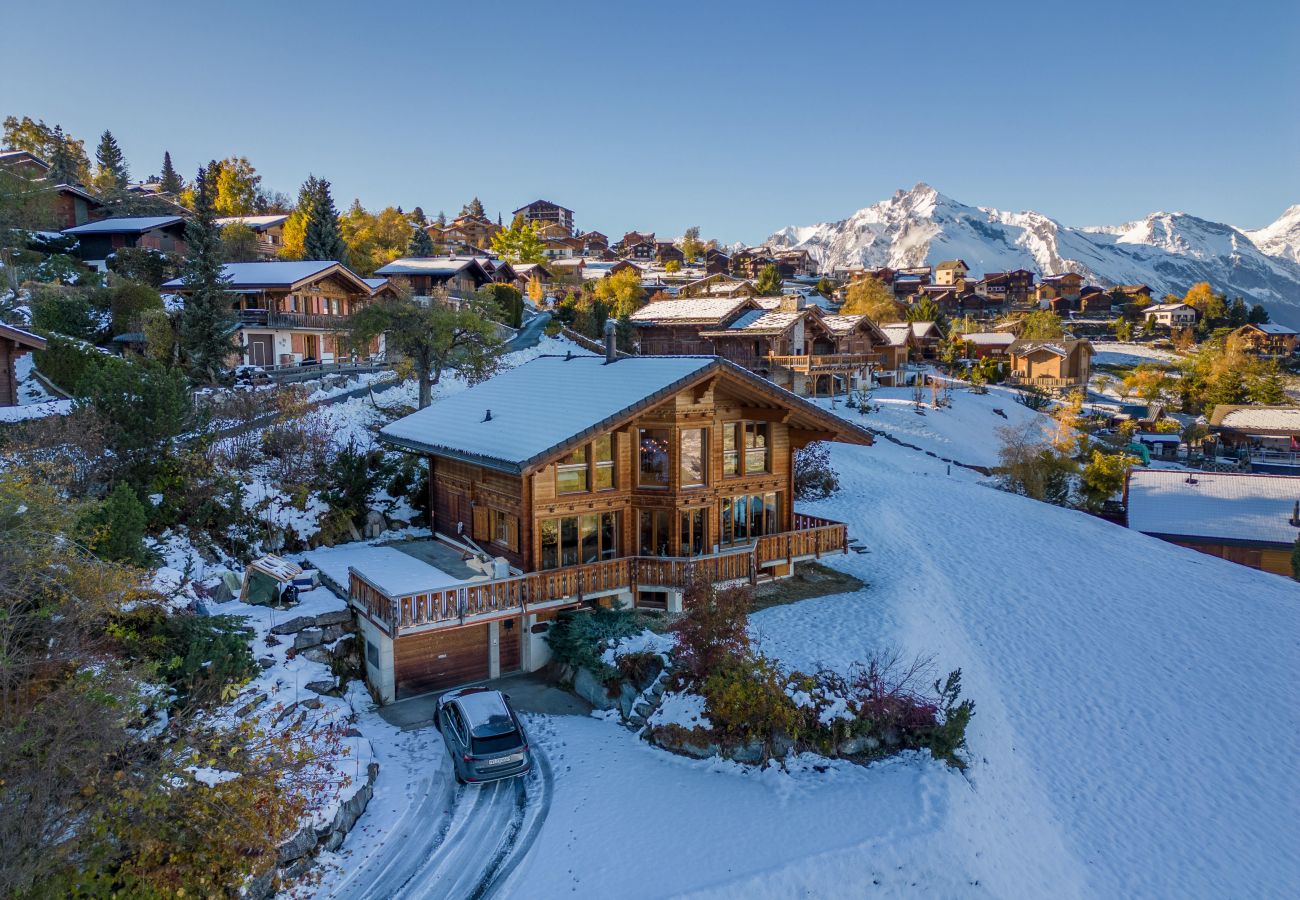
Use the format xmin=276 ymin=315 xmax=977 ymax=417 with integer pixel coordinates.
xmin=1006 ymin=374 xmax=1085 ymax=390
xmin=350 ymin=514 xmax=849 ymax=636
xmin=236 ymin=309 xmax=356 ymax=330
xmin=768 ymin=353 xmax=874 ymax=373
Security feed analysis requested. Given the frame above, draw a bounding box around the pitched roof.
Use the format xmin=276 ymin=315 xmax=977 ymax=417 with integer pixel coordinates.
xmin=162 ymin=260 xmax=369 ymax=292
xmin=512 ymin=199 xmax=573 ymax=215
xmin=959 ymin=331 xmax=1017 ymax=346
xmin=935 ymin=259 xmax=968 ymax=270
xmin=373 ymin=256 xmax=491 ymax=279
xmin=823 ymin=314 xmax=889 ymax=342
xmin=1145 ymin=302 xmax=1193 ymax=313
xmin=1126 ymin=469 xmax=1300 ymax=548
xmin=880 ymin=324 xmax=913 ymax=347
xmin=215 ymin=214 xmax=289 ymax=231
xmin=1008 ymin=338 xmax=1093 ymax=357
xmin=63 ymin=215 xmax=184 ymax=235
xmin=1209 ymin=405 xmax=1300 ymax=432
xmin=379 ymin=354 xmax=873 ymax=473
xmin=701 ymin=308 xmax=808 ymax=337
xmin=629 ymin=296 xmax=755 ymax=325
xmin=1241 ymin=323 xmax=1297 ymax=336
xmin=0 ymin=322 xmax=47 ymax=351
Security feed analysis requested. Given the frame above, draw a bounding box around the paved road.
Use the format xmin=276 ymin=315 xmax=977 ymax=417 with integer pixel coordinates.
xmin=506 ymin=311 xmax=552 ymax=352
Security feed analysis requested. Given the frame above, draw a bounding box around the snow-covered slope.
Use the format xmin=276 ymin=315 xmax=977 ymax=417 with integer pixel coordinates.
xmin=767 ymin=184 xmax=1300 ymax=328
xmin=1246 ymin=204 xmax=1300 ymax=265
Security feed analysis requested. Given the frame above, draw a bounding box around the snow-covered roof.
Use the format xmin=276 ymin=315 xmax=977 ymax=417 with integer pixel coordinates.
xmin=302 ymin=544 xmax=462 ymax=597
xmin=880 ymin=325 xmax=912 ymax=346
xmin=1244 ymin=323 xmax=1297 ymax=336
xmin=910 ymin=321 xmax=941 ymax=340
xmin=162 ymin=260 xmax=354 ymax=290
xmin=1126 ymin=469 xmax=1300 ymax=547
xmin=703 ymin=309 xmax=805 ymax=336
xmin=63 ymin=215 xmax=184 ymax=235
xmin=380 ymin=354 xmax=872 ymax=472
xmin=1209 ymin=405 xmax=1300 ymax=433
xmin=1145 ymin=302 xmax=1193 ymax=313
xmin=629 ymin=297 xmax=753 ymax=325
xmin=961 ymin=332 xmax=1017 ymax=346
xmin=373 ymin=256 xmax=488 ymax=277
xmin=0 ymin=322 xmax=47 ymax=350
xmin=215 ymin=214 xmax=289 ymax=231
xmin=1008 ymin=338 xmax=1092 ymax=357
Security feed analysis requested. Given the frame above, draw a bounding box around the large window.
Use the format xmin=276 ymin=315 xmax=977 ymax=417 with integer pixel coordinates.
xmin=556 ymin=445 xmax=589 ymax=494
xmin=638 ymin=428 xmax=671 ymax=488
xmin=638 ymin=509 xmax=671 ymax=556
xmin=723 ymin=421 xmax=770 ymax=476
xmin=680 ymin=428 xmax=707 ymax=487
xmin=539 ymin=511 xmax=620 ymax=570
xmin=594 ymin=434 xmax=615 ymax=490
xmin=720 ymin=492 xmax=781 ymax=545
xmin=679 ymin=507 xmax=707 ymax=556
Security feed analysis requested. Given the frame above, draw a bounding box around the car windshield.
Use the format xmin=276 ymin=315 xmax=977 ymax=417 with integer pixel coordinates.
xmin=470 ymin=729 xmax=523 ymax=756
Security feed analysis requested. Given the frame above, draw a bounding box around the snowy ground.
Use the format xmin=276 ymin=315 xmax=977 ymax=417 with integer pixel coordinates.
xmin=0 ymin=353 xmax=73 ymax=422
xmin=1090 ymin=341 xmax=1182 ymax=368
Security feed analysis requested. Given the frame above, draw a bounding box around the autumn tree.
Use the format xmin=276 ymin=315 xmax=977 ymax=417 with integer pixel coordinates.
xmin=218 ymin=221 xmax=261 ymax=262
xmin=840 ymin=275 xmax=903 ymax=322
xmin=3 ymin=116 xmax=91 ymax=184
xmin=681 ymin=225 xmax=703 ymax=261
xmin=1020 ymin=309 xmax=1065 ymax=339
xmin=210 ymin=156 xmax=261 ymax=216
xmin=490 ymin=215 xmax=546 ymax=264
xmin=340 ymin=201 xmax=410 ymax=276
xmin=592 ymin=266 xmax=646 ymax=318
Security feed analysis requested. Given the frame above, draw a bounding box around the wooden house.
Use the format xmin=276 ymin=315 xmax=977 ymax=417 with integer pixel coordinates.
xmin=933 ymin=259 xmax=969 ymax=286
xmin=373 ymin=256 xmax=493 ymax=301
xmin=705 ymin=247 xmax=731 ymax=274
xmin=1007 ymin=337 xmax=1093 ymax=391
xmin=359 ymin=350 xmax=870 ymax=699
xmin=1207 ymin=405 xmax=1300 ymax=470
xmin=625 ymin=239 xmax=657 ymax=261
xmin=579 ymin=231 xmax=609 ymax=255
xmin=1232 ymin=323 xmax=1298 ymax=358
xmin=975 ymin=269 xmax=1035 ymax=306
xmin=163 ymin=261 xmax=380 ymax=368
xmin=875 ymin=325 xmax=915 ymax=386
xmin=0 ymin=323 xmax=46 ymax=407
xmin=430 ymin=213 xmax=501 ymax=251
xmin=216 ymin=214 xmax=289 ymax=260
xmin=656 ymin=242 xmax=686 ymax=265
xmin=63 ymin=215 xmax=189 ymax=262
xmin=730 ymin=248 xmax=776 ymax=279
xmin=630 ymin=296 xmax=760 ymax=355
xmin=1035 ymin=273 xmax=1085 ymax=303
xmin=512 ymin=199 xmax=574 ymax=235
xmin=1125 ymin=469 xmax=1300 ymax=577
xmin=956 ymin=331 xmax=1016 ymax=359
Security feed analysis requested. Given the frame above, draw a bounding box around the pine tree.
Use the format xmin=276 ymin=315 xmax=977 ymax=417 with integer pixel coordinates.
xmin=1248 ymin=303 xmax=1270 ymax=325
xmin=435 ymin=210 xmax=447 ymax=227
xmin=461 ymin=197 xmax=485 ymax=218
xmin=159 ymin=151 xmax=183 ymax=194
xmin=302 ymin=175 xmax=347 ymax=261
xmin=47 ymin=126 xmax=81 ymax=185
xmin=94 ymin=129 xmax=130 ymax=191
xmin=410 ymin=206 xmax=427 ymax=226
xmin=755 ymin=264 xmax=782 ymax=296
xmin=179 ymin=163 xmax=237 ymax=384
xmin=408 ymin=223 xmax=435 ymax=257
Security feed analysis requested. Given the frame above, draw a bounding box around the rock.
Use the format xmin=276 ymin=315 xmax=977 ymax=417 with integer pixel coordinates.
xmin=729 ymin=741 xmax=765 ymax=764
xmin=676 ymin=739 xmax=721 ymax=759
xmin=572 ymin=668 xmax=618 ymax=710
xmin=617 ymin=682 xmax=638 ymax=719
xmin=314 ymin=609 xmax=353 ymax=627
xmin=302 ymin=697 xmax=324 ymax=710
xmin=293 ymin=628 xmax=325 ymax=650
xmin=257 ymin=656 xmax=275 ymax=669
xmin=363 ymin=509 xmax=387 ymax=539
xmin=772 ymin=732 xmax=795 ymax=759
xmin=305 ymin=679 xmax=336 ymax=695
xmin=318 ymin=623 xmax=346 ymax=644
xmin=271 ymin=615 xmax=316 ymax=636
xmin=838 ymin=734 xmax=881 ymax=756
xmin=277 ymin=825 xmax=316 ymax=864
xmin=331 ymin=634 xmax=356 ymax=660
xmin=343 ymin=726 xmax=362 ymax=737
xmin=301 ymin=646 xmax=333 ymax=665
xmin=633 ymin=699 xmax=655 ymax=718
xmin=237 ymin=692 xmax=268 ymax=717
xmin=627 ymin=712 xmax=646 ymax=728
xmin=281 ymin=858 xmax=311 ymax=882
xmin=274 ymin=701 xmax=300 ymax=725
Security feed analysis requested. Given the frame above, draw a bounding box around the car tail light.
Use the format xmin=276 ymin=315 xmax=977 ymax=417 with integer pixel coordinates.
xmin=462 ymin=753 xmax=474 ymax=763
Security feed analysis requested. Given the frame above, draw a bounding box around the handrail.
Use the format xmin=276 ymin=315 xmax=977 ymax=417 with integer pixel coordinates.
xmin=348 ymin=519 xmax=849 ymax=634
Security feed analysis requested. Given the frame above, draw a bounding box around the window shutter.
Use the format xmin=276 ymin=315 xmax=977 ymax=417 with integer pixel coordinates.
xmin=508 ymin=515 xmax=520 ymax=553
xmin=472 ymin=505 xmax=489 ymax=541
xmin=290 ymin=333 xmax=306 ymax=355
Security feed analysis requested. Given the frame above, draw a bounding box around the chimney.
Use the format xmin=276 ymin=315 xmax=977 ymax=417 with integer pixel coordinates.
xmin=779 ymin=293 xmax=805 ymax=312
xmin=604 ymin=317 xmax=618 ymax=363
xmin=482 ymin=409 xmax=492 ymax=422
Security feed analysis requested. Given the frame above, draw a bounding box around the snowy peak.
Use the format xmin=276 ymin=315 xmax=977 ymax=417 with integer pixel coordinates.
xmin=765 ymin=188 xmax=1300 ymax=328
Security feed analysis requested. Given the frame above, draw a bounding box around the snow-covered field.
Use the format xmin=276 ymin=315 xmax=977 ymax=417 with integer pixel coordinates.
xmin=496 ymin=398 xmax=1300 ymax=897
xmin=1091 ymin=341 xmax=1182 ymax=368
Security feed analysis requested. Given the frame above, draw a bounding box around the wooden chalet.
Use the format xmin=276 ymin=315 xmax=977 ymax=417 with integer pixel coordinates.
xmin=163 ymin=261 xmax=380 ymax=368
xmin=429 ymin=213 xmax=501 ymax=251
xmin=656 ymin=242 xmax=686 ymax=264
xmin=630 ymin=296 xmax=759 ymax=355
xmin=0 ymin=323 xmax=46 ymax=407
xmin=625 ymin=239 xmax=657 ymax=261
xmin=373 ymin=256 xmax=493 ymax=301
xmin=215 ymin=214 xmax=289 ymax=260
xmin=513 ymin=199 xmax=574 ymax=234
xmin=1232 ymin=323 xmax=1298 ymax=358
xmin=875 ymin=325 xmax=916 ymax=385
xmin=974 ymin=269 xmax=1035 ymax=306
xmin=704 ymin=248 xmax=731 ymax=275
xmin=63 ymin=215 xmax=189 ymax=262
xmin=1035 ymin=272 xmax=1085 ymax=303
xmin=1006 ymin=337 xmax=1093 ymax=391
xmin=1207 ymin=405 xmax=1300 ymax=471
xmin=358 ymin=348 xmax=871 ymax=699
xmin=956 ymin=331 xmax=1016 ymax=359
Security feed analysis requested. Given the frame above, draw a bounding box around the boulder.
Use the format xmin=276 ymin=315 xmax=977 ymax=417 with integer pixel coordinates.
xmin=301 ymin=697 xmax=324 ymax=710
xmin=838 ymin=734 xmax=881 ymax=756
xmin=300 ymin=646 xmax=333 ymax=665
xmin=237 ymin=693 xmax=268 ymax=717
xmin=617 ymin=682 xmax=639 ymax=719
xmin=314 ymin=609 xmax=353 ymax=628
xmin=772 ymin=732 xmax=795 ymax=759
xmin=305 ymin=679 xmax=336 ymax=695
xmin=675 ymin=738 xmax=721 ymax=759
xmin=318 ymin=623 xmax=346 ymax=644
xmin=633 ymin=699 xmax=655 ymax=718
xmin=277 ymin=825 xmax=316 ymax=864
xmin=331 ymin=634 xmax=357 ymax=661
xmin=729 ymin=741 xmax=765 ymax=765
xmin=293 ymin=628 xmax=325 ymax=650
xmin=363 ymin=509 xmax=388 ymax=539
xmin=572 ymin=668 xmax=618 ymax=710
xmin=257 ymin=656 xmax=275 ymax=669
xmin=271 ymin=615 xmax=317 ymax=636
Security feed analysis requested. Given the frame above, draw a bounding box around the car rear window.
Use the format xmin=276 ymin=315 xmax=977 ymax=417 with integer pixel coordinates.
xmin=471 ymin=730 xmax=523 ymax=756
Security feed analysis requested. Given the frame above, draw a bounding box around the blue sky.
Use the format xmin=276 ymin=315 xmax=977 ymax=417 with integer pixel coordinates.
xmin=3 ymin=0 xmax=1296 ymax=243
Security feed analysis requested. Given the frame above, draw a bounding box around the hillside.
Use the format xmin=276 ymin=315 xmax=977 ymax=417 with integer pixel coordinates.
xmin=766 ymin=184 xmax=1300 ymax=328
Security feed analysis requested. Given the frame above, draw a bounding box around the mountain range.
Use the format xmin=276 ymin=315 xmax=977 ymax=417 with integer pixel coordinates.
xmin=764 ymin=184 xmax=1300 ymax=328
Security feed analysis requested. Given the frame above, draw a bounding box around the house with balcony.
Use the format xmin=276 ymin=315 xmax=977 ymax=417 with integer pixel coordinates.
xmin=1007 ymin=337 xmax=1093 ymax=391
xmin=351 ymin=349 xmax=870 ymax=699
xmin=1035 ymin=272 xmax=1086 ymax=304
xmin=215 ymin=214 xmax=289 ymax=259
xmin=372 ymin=256 xmax=493 ymax=302
xmin=513 ymin=199 xmax=574 ymax=235
xmin=63 ymin=215 xmax=189 ymax=264
xmin=933 ymin=259 xmax=969 ymax=286
xmin=1142 ymin=302 xmax=1197 ymax=328
xmin=1207 ymin=405 xmax=1300 ymax=472
xmin=630 ymin=296 xmax=761 ymax=355
xmin=1232 ymin=322 xmax=1298 ymax=358
xmin=163 ymin=260 xmax=380 ymax=367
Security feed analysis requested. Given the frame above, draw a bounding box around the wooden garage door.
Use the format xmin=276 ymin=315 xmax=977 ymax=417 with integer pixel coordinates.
xmin=394 ymin=625 xmax=490 ymax=699
xmin=499 ymin=617 xmax=522 ymax=675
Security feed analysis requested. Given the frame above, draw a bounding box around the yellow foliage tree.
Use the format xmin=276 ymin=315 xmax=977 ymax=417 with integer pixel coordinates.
xmin=593 ymin=267 xmax=646 ymax=319
xmin=840 ymin=276 xmax=903 ymax=322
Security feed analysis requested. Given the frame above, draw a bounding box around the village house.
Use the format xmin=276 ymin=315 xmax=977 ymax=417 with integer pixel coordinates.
xmin=1 ymin=150 xmax=106 ymax=229
xmin=957 ymin=331 xmax=1016 ymax=359
xmin=730 ymin=248 xmax=777 ymax=279
xmin=1207 ymin=405 xmax=1300 ymax=472
xmin=215 ymin=214 xmax=289 ymax=259
xmin=513 ymin=199 xmax=575 ymax=235
xmin=907 ymin=320 xmax=943 ymax=359
xmin=1076 ymin=286 xmax=1114 ymax=315
xmin=1125 ymin=469 xmax=1300 ymax=578
xmin=373 ymin=256 xmax=493 ymax=301
xmin=0 ymin=323 xmax=46 ymax=407
xmin=629 ymin=296 xmax=759 ymax=356
xmin=428 ymin=213 xmax=501 ymax=252
xmin=1111 ymin=284 xmax=1154 ymax=305
xmin=625 ymin=239 xmax=657 ymax=262
xmin=162 ymin=260 xmax=381 ymax=368
xmin=1035 ymin=272 xmax=1085 ymax=304
xmin=1006 ymin=337 xmax=1093 ymax=391
xmin=875 ymin=324 xmax=916 ymax=386
xmin=1232 ymin=322 xmax=1298 ymax=358
xmin=772 ymin=249 xmax=815 ymax=278
xmin=974 ymin=269 xmax=1035 ymax=306
xmin=933 ymin=259 xmax=969 ymax=286
xmin=63 ymin=215 xmax=189 ymax=264
xmin=704 ymin=247 xmax=731 ymax=274
xmin=1143 ymin=302 xmax=1198 ymax=328
xmin=678 ymin=274 xmax=756 ymax=299
xmin=352 ymin=347 xmax=870 ymax=699
xmin=656 ymin=242 xmax=686 ymax=265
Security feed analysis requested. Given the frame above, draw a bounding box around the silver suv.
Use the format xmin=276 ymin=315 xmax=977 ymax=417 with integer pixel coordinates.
xmin=435 ymin=688 xmax=531 ymax=784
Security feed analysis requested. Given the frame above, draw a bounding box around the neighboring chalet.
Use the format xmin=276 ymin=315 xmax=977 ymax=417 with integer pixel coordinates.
xmin=957 ymin=331 xmax=1016 ymax=358
xmin=1143 ymin=302 xmax=1198 ymax=328
xmin=1125 ymin=469 xmax=1300 ymax=577
xmin=163 ymin=261 xmax=381 ymax=367
xmin=428 ymin=213 xmax=500 ymax=252
xmin=1208 ymin=405 xmax=1300 ymax=472
xmin=63 ymin=215 xmax=188 ymax=263
xmin=355 ymin=350 xmax=871 ymax=699
xmin=974 ymin=269 xmax=1035 ymax=306
xmin=0 ymin=323 xmax=46 ymax=407
xmin=578 ymin=231 xmax=609 ymax=255
xmin=907 ymin=320 xmax=943 ymax=359
xmin=215 ymin=214 xmax=289 ymax=259
xmin=657 ymin=242 xmax=686 ymax=265
xmin=1232 ymin=322 xmax=1298 ymax=358
xmin=630 ymin=296 xmax=756 ymax=356
xmin=933 ymin=259 xmax=969 ymax=286
xmin=373 ymin=256 xmax=493 ymax=300
xmin=513 ymin=200 xmax=574 ymax=235
xmin=0 ymin=150 xmax=105 ymax=229
xmin=1007 ymin=337 xmax=1093 ymax=390
xmin=704 ymin=247 xmax=731 ymax=275
xmin=876 ymin=325 xmax=916 ymax=385
xmin=625 ymin=239 xmax=657 ymax=262
xmin=1035 ymin=273 xmax=1085 ymax=304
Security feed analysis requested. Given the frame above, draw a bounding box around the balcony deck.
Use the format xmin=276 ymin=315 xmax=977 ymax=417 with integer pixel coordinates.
xmin=349 ymin=514 xmax=849 ymax=636
xmin=767 ymin=353 xmax=874 ymax=373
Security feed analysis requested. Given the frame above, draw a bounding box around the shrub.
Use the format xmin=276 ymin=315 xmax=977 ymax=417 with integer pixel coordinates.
xmin=105 ymin=246 xmax=183 ymax=287
xmin=673 ymin=578 xmax=751 ymax=685
xmin=29 ymin=284 xmax=99 ymax=340
xmin=109 ymin=280 xmax=164 ymax=335
xmin=31 ymin=333 xmax=112 ymax=394
xmin=76 ymin=358 xmax=194 ymax=483
xmin=616 ymin=650 xmax=664 ymax=691
xmin=545 ymin=606 xmax=647 ymax=680
xmin=794 ymin=442 xmax=840 ymax=500
xmin=910 ymin=669 xmax=975 ymax=768
xmin=318 ymin=440 xmax=389 ymax=530
xmin=702 ymin=655 xmax=798 ymax=750
xmin=80 ymin=481 xmax=150 ymax=565
xmin=1015 ymin=385 xmax=1051 ymax=410
xmin=111 ymin=608 xmax=257 ymax=707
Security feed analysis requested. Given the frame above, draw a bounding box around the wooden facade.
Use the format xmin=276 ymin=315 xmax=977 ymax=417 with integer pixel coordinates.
xmin=1007 ymin=338 xmax=1093 ymax=390
xmin=0 ymin=324 xmax=47 ymax=407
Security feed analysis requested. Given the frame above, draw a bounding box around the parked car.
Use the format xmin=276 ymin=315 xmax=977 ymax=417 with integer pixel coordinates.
xmin=434 ymin=688 xmax=531 ymax=784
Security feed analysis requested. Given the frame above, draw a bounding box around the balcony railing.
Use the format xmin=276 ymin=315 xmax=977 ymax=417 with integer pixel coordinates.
xmin=236 ymin=309 xmax=357 ymax=330
xmin=1006 ymin=374 xmax=1083 ymax=389
xmin=768 ymin=353 xmax=874 ymax=373
xmin=350 ymin=515 xmax=848 ymax=635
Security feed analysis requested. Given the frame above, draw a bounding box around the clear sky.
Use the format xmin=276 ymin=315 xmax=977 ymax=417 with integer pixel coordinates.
xmin=3 ymin=0 xmax=1296 ymax=243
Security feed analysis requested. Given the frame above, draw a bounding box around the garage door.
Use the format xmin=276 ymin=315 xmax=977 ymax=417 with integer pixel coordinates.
xmin=394 ymin=625 xmax=490 ymax=699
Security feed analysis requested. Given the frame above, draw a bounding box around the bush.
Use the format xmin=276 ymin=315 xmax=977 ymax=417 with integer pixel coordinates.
xmin=80 ymin=481 xmax=150 ymax=565
xmin=31 ymin=333 xmax=112 ymax=394
xmin=702 ymin=655 xmax=798 ymax=749
xmin=318 ymin=440 xmax=390 ymax=531
xmin=673 ymin=578 xmax=751 ymax=685
xmin=794 ymin=442 xmax=840 ymax=500
xmin=105 ymin=246 xmax=183 ymax=287
xmin=76 ymin=358 xmax=194 ymax=482
xmin=111 ymin=607 xmax=256 ymax=707
xmin=1015 ymin=385 xmax=1051 ymax=410
xmin=29 ymin=284 xmax=100 ymax=340
xmin=109 ymin=280 xmax=164 ymax=335
xmin=545 ymin=606 xmax=648 ymax=681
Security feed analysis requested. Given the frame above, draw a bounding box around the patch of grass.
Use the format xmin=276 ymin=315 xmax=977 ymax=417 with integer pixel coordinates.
xmin=749 ymin=562 xmax=866 ymax=612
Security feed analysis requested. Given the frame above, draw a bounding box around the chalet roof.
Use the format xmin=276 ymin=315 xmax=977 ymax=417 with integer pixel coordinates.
xmin=1008 ymin=338 xmax=1093 ymax=358
xmin=373 ymin=256 xmax=491 ymax=279
xmin=1041 ymin=272 xmax=1084 ymax=282
xmin=0 ymin=149 xmax=50 ymax=171
xmin=1126 ymin=469 xmax=1300 ymax=548
xmin=823 ymin=314 xmax=889 ymax=342
xmin=700 ymin=308 xmax=808 ymax=337
xmin=54 ymin=183 xmax=101 ymax=203
xmin=1240 ymin=323 xmax=1297 ymax=336
xmin=960 ymin=332 xmax=1017 ymax=346
xmin=63 ymin=215 xmax=184 ymax=235
xmin=909 ymin=321 xmax=942 ymax=340
xmin=1145 ymin=302 xmax=1193 ymax=313
xmin=162 ymin=260 xmax=370 ymax=292
xmin=629 ymin=296 xmax=755 ymax=326
xmin=880 ymin=324 xmax=913 ymax=347
xmin=935 ymin=259 xmax=968 ymax=270
xmin=513 ymin=262 xmax=553 ymax=278
xmin=215 ymin=214 xmax=289 ymax=232
xmin=362 ymin=277 xmax=389 ymax=293
xmin=1208 ymin=405 xmax=1300 ymax=433
xmin=379 ymin=354 xmax=873 ymax=474
xmin=0 ymin=322 xmax=47 ymax=351
xmin=512 ymin=199 xmax=573 ymax=215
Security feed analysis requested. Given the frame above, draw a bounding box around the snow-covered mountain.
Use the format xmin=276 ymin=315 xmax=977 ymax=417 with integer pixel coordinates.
xmin=766 ymin=184 xmax=1300 ymax=328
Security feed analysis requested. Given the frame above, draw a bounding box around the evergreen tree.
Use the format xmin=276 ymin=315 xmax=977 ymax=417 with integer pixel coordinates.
xmin=159 ymin=151 xmax=183 ymax=194
xmin=1227 ymin=297 xmax=1249 ymax=328
xmin=179 ymin=163 xmax=237 ymax=384
xmin=461 ymin=197 xmax=485 ymax=218
xmin=410 ymin=206 xmax=427 ymax=226
xmin=302 ymin=175 xmax=347 ymax=261
xmin=94 ymin=129 xmax=130 ymax=191
xmin=47 ymin=126 xmax=81 ymax=185
xmin=755 ymin=263 xmax=782 ymax=296
xmin=435 ymin=210 xmax=447 ymax=226
xmin=408 ymin=223 xmax=435 ymax=257
xmin=1248 ymin=303 xmax=1270 ymax=325
xmin=1248 ymin=367 xmax=1287 ymax=405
